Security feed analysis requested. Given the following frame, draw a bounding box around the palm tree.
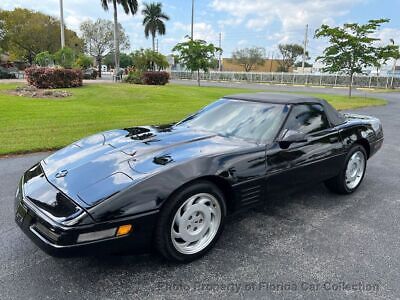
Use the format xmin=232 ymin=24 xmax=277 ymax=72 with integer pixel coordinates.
xmin=101 ymin=0 xmax=138 ymax=77
xmin=142 ymin=2 xmax=170 ymax=52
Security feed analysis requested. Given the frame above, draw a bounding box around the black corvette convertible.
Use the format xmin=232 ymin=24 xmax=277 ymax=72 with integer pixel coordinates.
xmin=15 ymin=93 xmax=383 ymax=262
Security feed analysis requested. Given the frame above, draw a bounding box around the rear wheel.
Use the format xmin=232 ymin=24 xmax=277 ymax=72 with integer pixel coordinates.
xmin=154 ymin=181 xmax=227 ymax=262
xmin=325 ymin=145 xmax=367 ymax=194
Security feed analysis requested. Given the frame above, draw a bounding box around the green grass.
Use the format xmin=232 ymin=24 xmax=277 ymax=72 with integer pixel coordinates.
xmin=299 ymin=93 xmax=386 ymax=110
xmin=0 ymin=83 xmax=386 ymax=155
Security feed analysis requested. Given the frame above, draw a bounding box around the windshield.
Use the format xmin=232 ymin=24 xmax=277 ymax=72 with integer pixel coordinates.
xmin=176 ymin=99 xmax=288 ymax=143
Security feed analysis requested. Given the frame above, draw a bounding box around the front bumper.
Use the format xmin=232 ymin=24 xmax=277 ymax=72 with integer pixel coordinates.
xmin=370 ymin=137 xmax=384 ymax=158
xmin=15 ymin=181 xmax=158 ymax=257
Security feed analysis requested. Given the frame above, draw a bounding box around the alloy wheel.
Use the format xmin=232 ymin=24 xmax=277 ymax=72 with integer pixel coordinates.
xmin=170 ymin=193 xmax=222 ymax=255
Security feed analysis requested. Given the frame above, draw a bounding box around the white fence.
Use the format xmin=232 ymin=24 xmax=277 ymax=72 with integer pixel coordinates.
xmin=170 ymin=71 xmax=400 ymax=89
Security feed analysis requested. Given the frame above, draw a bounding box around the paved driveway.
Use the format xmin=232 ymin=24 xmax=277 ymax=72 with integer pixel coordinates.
xmin=1 ymin=84 xmax=399 ymax=299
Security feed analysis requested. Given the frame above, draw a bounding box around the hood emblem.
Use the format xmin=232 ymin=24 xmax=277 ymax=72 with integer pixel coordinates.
xmin=55 ymin=170 xmax=68 ymax=178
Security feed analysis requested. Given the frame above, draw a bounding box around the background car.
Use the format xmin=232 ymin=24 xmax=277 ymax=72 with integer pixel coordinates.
xmin=82 ymin=68 xmax=98 ymax=80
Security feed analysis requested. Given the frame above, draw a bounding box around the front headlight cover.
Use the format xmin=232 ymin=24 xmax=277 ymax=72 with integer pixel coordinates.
xmin=77 ymin=228 xmax=117 ymax=243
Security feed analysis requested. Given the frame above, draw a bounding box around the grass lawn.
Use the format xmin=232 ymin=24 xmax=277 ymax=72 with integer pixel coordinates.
xmin=0 ymin=83 xmax=386 ymax=155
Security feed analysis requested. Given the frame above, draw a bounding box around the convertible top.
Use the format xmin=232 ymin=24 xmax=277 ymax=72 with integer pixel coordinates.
xmin=224 ymin=92 xmax=346 ymax=126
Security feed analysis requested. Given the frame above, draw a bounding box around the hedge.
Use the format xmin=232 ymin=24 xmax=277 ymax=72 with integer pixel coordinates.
xmin=142 ymin=71 xmax=170 ymax=85
xmin=25 ymin=67 xmax=83 ymax=88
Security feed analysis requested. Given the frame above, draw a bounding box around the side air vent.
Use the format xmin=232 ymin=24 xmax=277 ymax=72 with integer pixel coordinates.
xmin=240 ymin=185 xmax=262 ymax=206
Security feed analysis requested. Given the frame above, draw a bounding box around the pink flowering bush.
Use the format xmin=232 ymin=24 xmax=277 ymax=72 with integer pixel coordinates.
xmin=25 ymin=67 xmax=83 ymax=89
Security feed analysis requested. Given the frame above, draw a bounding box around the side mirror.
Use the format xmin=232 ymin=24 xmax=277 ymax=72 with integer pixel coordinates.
xmin=278 ymin=130 xmax=307 ymax=149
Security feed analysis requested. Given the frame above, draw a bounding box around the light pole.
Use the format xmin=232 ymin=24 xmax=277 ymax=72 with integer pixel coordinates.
xmin=218 ymin=32 xmax=222 ymax=71
xmin=59 ymin=0 xmax=65 ymax=48
xmin=390 ymin=39 xmax=397 ymax=89
xmin=191 ymin=0 xmax=194 ymax=40
xmin=302 ymin=24 xmax=308 ymax=73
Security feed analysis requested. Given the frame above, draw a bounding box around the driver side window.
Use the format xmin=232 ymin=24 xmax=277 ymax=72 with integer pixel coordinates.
xmin=285 ymin=104 xmax=330 ymax=135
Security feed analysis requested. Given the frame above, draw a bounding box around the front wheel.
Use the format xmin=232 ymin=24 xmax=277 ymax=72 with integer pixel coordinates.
xmin=325 ymin=145 xmax=367 ymax=194
xmin=154 ymin=181 xmax=227 ymax=262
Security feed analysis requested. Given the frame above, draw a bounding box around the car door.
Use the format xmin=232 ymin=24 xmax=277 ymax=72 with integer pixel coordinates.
xmin=266 ymin=103 xmax=345 ymax=194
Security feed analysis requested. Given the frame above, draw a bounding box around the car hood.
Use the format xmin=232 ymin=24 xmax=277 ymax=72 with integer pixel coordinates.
xmin=41 ymin=126 xmax=251 ymax=208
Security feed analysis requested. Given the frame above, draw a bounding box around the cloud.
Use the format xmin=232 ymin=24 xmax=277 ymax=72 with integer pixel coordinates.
xmin=173 ymin=22 xmax=220 ymax=42
xmin=373 ymin=28 xmax=400 ymax=45
xmin=211 ymin=0 xmax=364 ymax=43
xmin=218 ymin=18 xmax=243 ymax=28
xmin=65 ymin=15 xmax=92 ymax=31
xmin=2 ymin=0 xmax=398 ymax=57
xmin=246 ymin=18 xmax=272 ymax=31
xmin=372 ymin=28 xmax=400 ymax=67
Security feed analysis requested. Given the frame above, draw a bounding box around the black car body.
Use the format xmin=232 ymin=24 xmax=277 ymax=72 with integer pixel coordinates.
xmin=15 ymin=93 xmax=384 ymax=261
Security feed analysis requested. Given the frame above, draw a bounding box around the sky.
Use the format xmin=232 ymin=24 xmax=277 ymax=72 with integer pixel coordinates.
xmin=1 ymin=0 xmax=400 ymax=63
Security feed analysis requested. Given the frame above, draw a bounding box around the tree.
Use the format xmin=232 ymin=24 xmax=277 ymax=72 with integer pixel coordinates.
xmin=75 ymin=54 xmax=94 ymax=69
xmin=54 ymin=47 xmax=75 ymax=68
xmin=34 ymin=51 xmax=54 ymax=67
xmin=388 ymin=39 xmax=400 ymax=88
xmin=0 ymin=18 xmax=5 ymax=53
xmin=131 ymin=48 xmax=169 ymax=71
xmin=232 ymin=47 xmax=265 ymax=72
xmin=315 ymin=19 xmax=392 ymax=97
xmin=101 ymin=0 xmax=138 ymax=77
xmin=80 ymin=19 xmax=130 ymax=77
xmin=277 ymin=44 xmax=306 ymax=72
xmin=151 ymin=51 xmax=169 ymax=70
xmin=142 ymin=2 xmax=170 ymax=51
xmin=373 ymin=43 xmax=400 ymax=75
xmin=104 ymin=52 xmax=132 ymax=68
xmin=173 ymin=37 xmax=222 ymax=86
xmin=0 ymin=8 xmax=83 ymax=64
xmin=0 ymin=19 xmax=4 ymax=40
xmin=294 ymin=61 xmax=312 ymax=68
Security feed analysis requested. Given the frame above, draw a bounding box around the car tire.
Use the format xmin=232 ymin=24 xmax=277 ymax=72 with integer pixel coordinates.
xmin=154 ymin=180 xmax=227 ymax=262
xmin=324 ymin=144 xmax=367 ymax=194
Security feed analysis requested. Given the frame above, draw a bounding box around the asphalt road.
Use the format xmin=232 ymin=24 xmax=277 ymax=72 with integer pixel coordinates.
xmin=1 ymin=83 xmax=400 ymax=299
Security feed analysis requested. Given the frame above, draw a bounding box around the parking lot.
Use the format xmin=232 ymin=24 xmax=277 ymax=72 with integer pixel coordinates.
xmin=1 ymin=85 xmax=399 ymax=299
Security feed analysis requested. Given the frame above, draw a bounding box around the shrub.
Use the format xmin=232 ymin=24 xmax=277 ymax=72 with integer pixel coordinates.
xmin=131 ymin=49 xmax=169 ymax=72
xmin=25 ymin=67 xmax=83 ymax=88
xmin=124 ymin=70 xmax=143 ymax=84
xmin=75 ymin=54 xmax=93 ymax=69
xmin=142 ymin=71 xmax=170 ymax=85
xmin=54 ymin=47 xmax=75 ymax=68
xmin=34 ymin=51 xmax=54 ymax=67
